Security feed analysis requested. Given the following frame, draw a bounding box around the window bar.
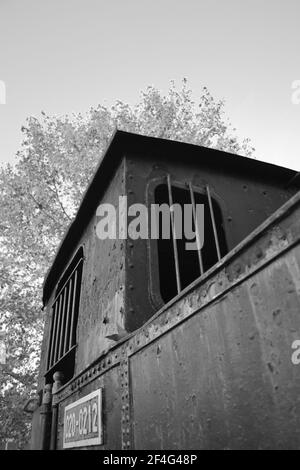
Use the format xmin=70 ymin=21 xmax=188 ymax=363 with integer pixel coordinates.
xmin=48 ymin=303 xmax=58 ymax=368
xmin=206 ymin=185 xmax=221 ymax=261
xmin=167 ymin=174 xmax=181 ymax=293
xmin=63 ymin=277 xmax=73 ymax=355
xmin=69 ymin=270 xmax=78 ymax=349
xmin=50 ymin=298 xmax=60 ymax=367
xmin=188 ymin=183 xmax=204 ymax=275
xmin=58 ymin=287 xmax=68 ymax=358
xmin=53 ymin=293 xmax=63 ymax=363
xmin=53 ymin=257 xmax=83 ymax=304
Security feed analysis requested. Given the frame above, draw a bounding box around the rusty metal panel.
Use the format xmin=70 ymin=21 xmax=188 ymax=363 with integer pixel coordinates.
xmin=125 ymin=151 xmax=298 ymax=332
xmin=130 ymin=242 xmax=300 ymax=449
xmin=56 ymin=365 xmax=122 ymax=450
xmin=75 ymin=160 xmax=126 ymax=372
xmin=31 ymin=191 xmax=300 ymax=450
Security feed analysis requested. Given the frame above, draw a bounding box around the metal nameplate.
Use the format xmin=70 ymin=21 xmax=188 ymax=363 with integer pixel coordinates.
xmin=63 ymin=388 xmax=103 ymax=448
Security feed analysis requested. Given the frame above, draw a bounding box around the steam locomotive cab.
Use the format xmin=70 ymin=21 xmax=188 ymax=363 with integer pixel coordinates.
xmin=31 ymin=131 xmax=300 ymax=450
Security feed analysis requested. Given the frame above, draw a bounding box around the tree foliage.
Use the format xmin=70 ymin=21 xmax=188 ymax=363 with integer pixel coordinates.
xmin=0 ymin=79 xmax=254 ymax=448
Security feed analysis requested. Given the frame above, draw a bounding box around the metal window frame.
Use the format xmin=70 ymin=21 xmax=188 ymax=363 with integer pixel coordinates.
xmin=148 ymin=175 xmax=225 ymax=304
xmin=46 ymin=254 xmax=83 ymax=372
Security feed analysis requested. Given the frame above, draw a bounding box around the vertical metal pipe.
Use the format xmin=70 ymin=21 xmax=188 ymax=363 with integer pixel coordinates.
xmin=50 ymin=404 xmax=58 ymax=450
xmin=50 ymin=372 xmax=64 ymax=450
xmin=69 ymin=270 xmax=78 ymax=349
xmin=206 ymin=185 xmax=221 ymax=261
xmin=188 ymin=183 xmax=204 ymax=275
xmin=40 ymin=384 xmax=52 ymax=450
xmin=63 ymin=277 xmax=73 ymax=354
xmin=167 ymin=174 xmax=181 ymax=293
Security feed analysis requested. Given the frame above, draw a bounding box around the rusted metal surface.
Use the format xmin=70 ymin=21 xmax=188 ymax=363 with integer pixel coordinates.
xmin=127 ymin=192 xmax=300 ymax=449
xmin=42 ymin=130 xmax=298 ymax=306
xmin=124 ymin=149 xmax=298 ymax=331
xmin=56 ymin=364 xmax=122 ymax=449
xmin=119 ymin=349 xmax=132 ymax=450
xmin=38 ymin=160 xmax=127 ymax=386
xmin=131 ymin=249 xmax=300 ymax=449
xmin=41 ymin=190 xmax=300 ymax=450
xmin=31 ymin=130 xmax=300 ymax=449
xmin=39 ymin=135 xmax=299 ymax=381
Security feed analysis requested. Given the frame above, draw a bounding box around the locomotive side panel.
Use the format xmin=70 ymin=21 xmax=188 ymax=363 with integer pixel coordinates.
xmin=56 ymin=365 xmax=122 ymax=450
xmin=129 ymin=194 xmax=300 ymax=449
xmin=125 ymin=149 xmax=297 ymax=331
xmin=75 ymin=159 xmax=127 ymax=373
xmin=31 ymin=158 xmax=127 ymax=452
xmin=46 ymin=192 xmax=300 ymax=450
xmin=32 ymin=131 xmax=300 ymax=450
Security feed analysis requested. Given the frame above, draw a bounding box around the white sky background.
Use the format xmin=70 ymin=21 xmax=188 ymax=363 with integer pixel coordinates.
xmin=0 ymin=0 xmax=299 ymax=170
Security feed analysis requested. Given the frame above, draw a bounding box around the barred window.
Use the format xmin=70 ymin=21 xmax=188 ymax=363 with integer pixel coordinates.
xmin=46 ymin=247 xmax=83 ymax=381
xmin=154 ymin=177 xmax=227 ymax=303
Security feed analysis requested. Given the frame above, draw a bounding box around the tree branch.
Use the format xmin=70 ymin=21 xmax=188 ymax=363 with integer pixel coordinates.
xmin=0 ymin=365 xmax=32 ymax=387
xmin=48 ymin=177 xmax=72 ymax=221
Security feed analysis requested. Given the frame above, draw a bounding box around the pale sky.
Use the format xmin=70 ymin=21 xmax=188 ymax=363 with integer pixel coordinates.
xmin=0 ymin=0 xmax=299 ymax=170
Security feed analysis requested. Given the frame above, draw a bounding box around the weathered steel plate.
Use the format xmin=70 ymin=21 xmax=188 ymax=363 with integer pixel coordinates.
xmin=63 ymin=389 xmax=103 ymax=448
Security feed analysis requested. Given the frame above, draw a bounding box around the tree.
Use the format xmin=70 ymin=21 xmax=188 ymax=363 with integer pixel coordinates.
xmin=0 ymin=79 xmax=254 ymax=448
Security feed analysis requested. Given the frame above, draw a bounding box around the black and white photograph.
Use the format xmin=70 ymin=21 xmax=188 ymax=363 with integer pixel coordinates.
xmin=0 ymin=0 xmax=299 ymax=455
